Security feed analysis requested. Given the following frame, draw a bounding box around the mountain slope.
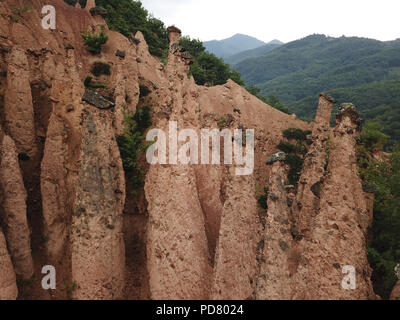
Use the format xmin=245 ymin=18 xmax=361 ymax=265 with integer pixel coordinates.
xmin=235 ymin=34 xmax=400 ymax=145
xmin=224 ymin=40 xmax=283 ymax=65
xmin=204 ymin=33 xmax=266 ymax=58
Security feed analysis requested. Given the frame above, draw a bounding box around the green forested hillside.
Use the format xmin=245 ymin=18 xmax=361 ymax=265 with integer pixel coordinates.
xmin=204 ymin=34 xmax=266 ymax=59
xmin=235 ymin=35 xmax=400 ymax=146
xmin=224 ymin=40 xmax=283 ymax=65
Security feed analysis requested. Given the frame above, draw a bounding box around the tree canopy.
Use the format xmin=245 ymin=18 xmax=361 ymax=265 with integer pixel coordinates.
xmin=65 ymin=0 xmax=169 ymax=57
xmin=180 ymin=36 xmax=244 ymax=87
xmin=357 ymin=123 xmax=400 ymax=299
xmin=235 ymin=35 xmax=400 ymax=146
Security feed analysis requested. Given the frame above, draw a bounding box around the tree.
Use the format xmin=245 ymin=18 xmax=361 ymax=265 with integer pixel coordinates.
xmin=81 ymin=26 xmax=109 ymax=54
xmin=179 ymin=36 xmax=205 ymax=57
xmin=95 ymin=0 xmax=169 ymax=57
xmin=180 ymin=36 xmax=245 ymax=86
xmin=360 ymin=121 xmax=389 ymax=152
xmin=357 ymin=124 xmax=400 ymax=299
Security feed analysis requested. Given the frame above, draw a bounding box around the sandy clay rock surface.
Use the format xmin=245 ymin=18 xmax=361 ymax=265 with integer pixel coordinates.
xmin=0 ymin=0 xmax=383 ymax=300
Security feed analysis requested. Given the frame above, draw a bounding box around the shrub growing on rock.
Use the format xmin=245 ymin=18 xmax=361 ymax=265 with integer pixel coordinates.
xmin=179 ymin=36 xmax=245 ymax=87
xmin=139 ymin=85 xmax=151 ymax=98
xmin=84 ymin=76 xmax=93 ymax=87
xmin=277 ymin=141 xmax=297 ymax=154
xmin=274 ymin=128 xmax=311 ymax=186
xmin=283 ymin=128 xmax=312 ymax=141
xmin=83 ymin=76 xmax=107 ymax=89
xmin=81 ymin=26 xmax=109 ymax=54
xmin=257 ymin=187 xmax=270 ymax=211
xmin=284 ymin=154 xmax=304 ymax=186
xmin=91 ymin=62 xmax=111 ymax=77
xmin=117 ymin=107 xmax=152 ymax=194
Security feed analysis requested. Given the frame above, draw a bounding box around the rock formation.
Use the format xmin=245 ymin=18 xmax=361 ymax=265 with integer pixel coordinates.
xmin=390 ymin=281 xmax=400 ymax=300
xmin=0 ymin=0 xmax=385 ymax=300
xmin=0 ymin=134 xmax=34 ymax=280
xmin=0 ymin=230 xmax=18 ymax=300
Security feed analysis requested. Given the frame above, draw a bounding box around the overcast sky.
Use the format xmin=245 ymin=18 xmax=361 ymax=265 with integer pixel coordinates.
xmin=140 ymin=0 xmax=400 ymax=43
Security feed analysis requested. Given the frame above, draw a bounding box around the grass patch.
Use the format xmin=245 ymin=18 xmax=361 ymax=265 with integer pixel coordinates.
xmin=65 ymin=281 xmax=77 ymax=300
xmin=217 ymin=117 xmax=228 ymax=128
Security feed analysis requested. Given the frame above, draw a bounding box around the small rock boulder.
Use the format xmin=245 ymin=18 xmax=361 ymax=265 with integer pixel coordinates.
xmin=390 ymin=280 xmax=400 ymax=300
xmin=266 ymin=152 xmax=286 ymax=165
xmin=115 ymin=50 xmax=126 ymax=59
xmin=311 ymin=181 xmax=322 ymax=198
xmin=270 ymin=193 xmax=278 ymax=201
xmin=82 ymin=89 xmax=115 ymax=110
xmin=89 ymin=6 xmax=108 ymax=18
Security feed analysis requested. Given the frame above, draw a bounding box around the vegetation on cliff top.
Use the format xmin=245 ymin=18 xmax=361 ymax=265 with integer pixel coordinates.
xmin=65 ymin=0 xmax=169 ymax=57
xmin=357 ymin=122 xmax=400 ymax=299
xmin=66 ymin=0 xmax=296 ymax=113
xmin=95 ymin=0 xmax=169 ymax=58
xmin=179 ymin=36 xmax=244 ymax=86
xmin=66 ymin=0 xmax=246 ymax=88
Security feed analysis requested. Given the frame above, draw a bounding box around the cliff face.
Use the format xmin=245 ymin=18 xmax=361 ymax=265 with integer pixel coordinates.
xmin=0 ymin=0 xmax=377 ymax=300
xmin=391 ymin=281 xmax=400 ymax=300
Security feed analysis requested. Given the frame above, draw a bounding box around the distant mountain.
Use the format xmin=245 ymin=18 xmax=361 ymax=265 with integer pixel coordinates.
xmin=204 ymin=34 xmax=266 ymax=59
xmin=224 ymin=40 xmax=283 ymax=65
xmin=234 ymin=34 xmax=400 ymax=146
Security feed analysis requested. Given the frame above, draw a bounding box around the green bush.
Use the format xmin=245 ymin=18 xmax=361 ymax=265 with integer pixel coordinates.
xmin=283 ymin=128 xmax=312 ymax=141
xmin=133 ymin=105 xmax=152 ymax=133
xmin=277 ymin=141 xmax=297 ymax=154
xmin=84 ymin=76 xmax=93 ymax=87
xmin=91 ymin=62 xmax=111 ymax=77
xmin=81 ymin=26 xmax=109 ymax=54
xmin=139 ymin=85 xmax=151 ymax=98
xmin=360 ymin=121 xmax=389 ymax=152
xmin=217 ymin=117 xmax=228 ymax=128
xmin=95 ymin=0 xmax=169 ymax=57
xmin=180 ymin=36 xmax=245 ymax=87
xmin=357 ymin=123 xmax=400 ymax=298
xmin=264 ymin=95 xmax=293 ymax=115
xmin=361 ymin=151 xmax=400 ymax=298
xmin=117 ymin=107 xmax=152 ymax=194
xmin=284 ymin=154 xmax=304 ymax=186
xmin=9 ymin=4 xmax=33 ymax=22
xmin=258 ymin=187 xmax=269 ymax=211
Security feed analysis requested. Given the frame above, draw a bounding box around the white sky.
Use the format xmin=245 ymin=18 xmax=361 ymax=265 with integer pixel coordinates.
xmin=140 ymin=0 xmax=400 ymax=43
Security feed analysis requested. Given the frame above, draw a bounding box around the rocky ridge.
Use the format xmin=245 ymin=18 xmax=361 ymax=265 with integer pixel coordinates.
xmin=0 ymin=0 xmax=392 ymax=300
